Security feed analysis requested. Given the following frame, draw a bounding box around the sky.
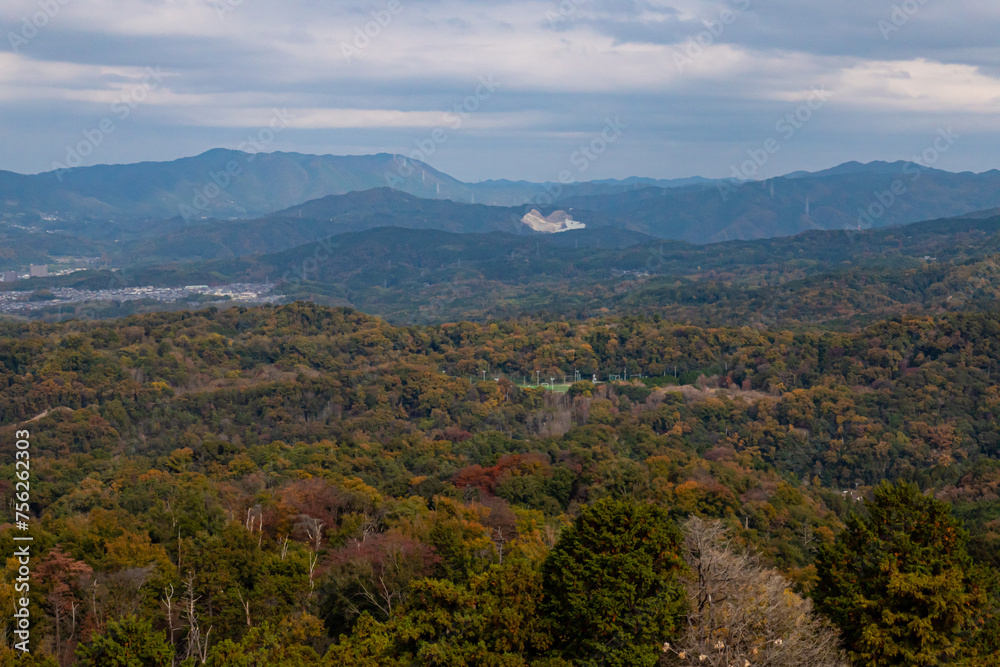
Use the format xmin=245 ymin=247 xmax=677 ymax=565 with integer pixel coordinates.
xmin=1 ymin=0 xmax=999 ymax=182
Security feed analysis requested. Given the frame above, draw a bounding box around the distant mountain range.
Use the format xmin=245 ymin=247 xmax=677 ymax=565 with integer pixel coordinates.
xmin=4 ymin=151 xmax=1000 ymax=276
xmin=116 ymin=189 xmax=538 ymax=264
xmin=560 ymin=161 xmax=1000 ymax=243
xmin=0 ymin=149 xmax=713 ymax=232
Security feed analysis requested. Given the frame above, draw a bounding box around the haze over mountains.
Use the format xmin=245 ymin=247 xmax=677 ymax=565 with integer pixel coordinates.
xmin=117 ymin=189 xmax=536 ymax=264
xmin=18 ymin=206 xmax=1000 ymax=329
xmin=560 ymin=161 xmax=1000 ymax=243
xmin=4 ymin=149 xmax=1000 ymax=326
xmin=0 ymin=149 xmax=710 ymax=229
xmin=3 ymin=150 xmax=1000 ymax=248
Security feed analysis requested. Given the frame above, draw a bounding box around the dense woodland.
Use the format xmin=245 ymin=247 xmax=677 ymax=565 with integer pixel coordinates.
xmin=12 ymin=212 xmax=1000 ymax=332
xmin=2 ymin=302 xmax=1000 ymax=664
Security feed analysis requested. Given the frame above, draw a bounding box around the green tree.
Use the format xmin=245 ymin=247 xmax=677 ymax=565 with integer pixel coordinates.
xmin=540 ymin=498 xmax=686 ymax=666
xmin=206 ymin=623 xmax=321 ymax=666
xmin=323 ymin=613 xmax=401 ymax=667
xmin=325 ymin=561 xmax=560 ymax=666
xmin=0 ymin=647 xmax=59 ymax=667
xmin=75 ymin=615 xmax=174 ymax=667
xmin=814 ymin=481 xmax=986 ymax=665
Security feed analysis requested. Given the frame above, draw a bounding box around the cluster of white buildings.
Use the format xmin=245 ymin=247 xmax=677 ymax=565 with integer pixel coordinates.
xmin=0 ymin=282 xmax=275 ymax=315
xmin=1 ymin=265 xmax=47 ymax=281
xmin=2 ymin=262 xmax=99 ymax=282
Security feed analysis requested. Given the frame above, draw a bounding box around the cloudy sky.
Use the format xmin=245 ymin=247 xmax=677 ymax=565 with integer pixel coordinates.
xmin=1 ymin=0 xmax=999 ymax=181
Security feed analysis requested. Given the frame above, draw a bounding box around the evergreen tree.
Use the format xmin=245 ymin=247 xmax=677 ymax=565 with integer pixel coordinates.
xmin=75 ymin=615 xmax=174 ymax=667
xmin=814 ymin=480 xmax=986 ymax=665
xmin=540 ymin=498 xmax=686 ymax=667
xmin=206 ymin=622 xmax=322 ymax=666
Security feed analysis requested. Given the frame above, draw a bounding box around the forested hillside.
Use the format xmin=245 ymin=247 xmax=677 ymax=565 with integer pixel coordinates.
xmin=9 ymin=0 xmax=1000 ymax=662
xmin=558 ymin=163 xmax=1000 ymax=243
xmin=3 ymin=303 xmax=1000 ymax=664
xmin=7 ymin=158 xmax=1000 ymax=276
xmin=19 ymin=210 xmax=1000 ymax=328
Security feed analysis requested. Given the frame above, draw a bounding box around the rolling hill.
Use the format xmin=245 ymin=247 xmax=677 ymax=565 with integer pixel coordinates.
xmin=22 ymin=208 xmax=998 ymax=327
xmin=561 ymin=163 xmax=1000 ymax=242
xmin=0 ymin=150 xmax=716 ymax=234
xmin=114 ymin=189 xmax=545 ymax=264
xmin=6 ymin=155 xmax=1000 ymax=279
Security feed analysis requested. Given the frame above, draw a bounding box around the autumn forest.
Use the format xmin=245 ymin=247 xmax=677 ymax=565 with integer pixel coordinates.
xmin=0 ymin=299 xmax=998 ymax=665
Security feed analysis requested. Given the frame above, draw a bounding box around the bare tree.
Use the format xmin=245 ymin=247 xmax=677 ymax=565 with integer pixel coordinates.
xmin=162 ymin=584 xmax=178 ymax=653
xmin=798 ymin=522 xmax=816 ymax=550
xmin=181 ymin=573 xmax=211 ymax=664
xmin=298 ymin=515 xmax=325 ymax=597
xmin=37 ymin=547 xmax=92 ymax=666
xmin=328 ymin=530 xmax=439 ymax=623
xmin=661 ymin=517 xmax=848 ymax=667
xmin=235 ymin=588 xmax=252 ymax=628
xmin=303 ymin=517 xmax=324 ymax=553
xmin=493 ymin=527 xmax=508 ymax=564
xmin=102 ymin=566 xmax=153 ymax=620
xmin=244 ymin=506 xmax=264 ymax=547
xmin=360 ymin=512 xmax=380 ymax=542
xmin=307 ymin=551 xmax=320 ymax=599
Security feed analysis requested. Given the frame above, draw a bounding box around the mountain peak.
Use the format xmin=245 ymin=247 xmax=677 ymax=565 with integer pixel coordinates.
xmin=784 ymin=160 xmax=946 ymax=179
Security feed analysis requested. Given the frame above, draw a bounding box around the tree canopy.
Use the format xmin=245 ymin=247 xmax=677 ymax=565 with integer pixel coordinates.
xmin=541 ymin=498 xmax=687 ymax=666
xmin=814 ymin=481 xmax=993 ymax=665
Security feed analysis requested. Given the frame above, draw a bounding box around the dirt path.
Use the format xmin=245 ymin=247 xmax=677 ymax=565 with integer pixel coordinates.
xmin=655 ymin=384 xmax=775 ymax=403
xmin=25 ymin=406 xmax=74 ymax=423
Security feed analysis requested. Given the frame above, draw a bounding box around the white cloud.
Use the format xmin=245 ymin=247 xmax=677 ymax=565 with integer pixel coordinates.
xmin=0 ymin=52 xmax=171 ymax=102
xmin=170 ymin=106 xmax=544 ymax=130
xmin=839 ymin=59 xmax=1000 ymax=113
xmin=2 ymin=0 xmax=1000 ymax=177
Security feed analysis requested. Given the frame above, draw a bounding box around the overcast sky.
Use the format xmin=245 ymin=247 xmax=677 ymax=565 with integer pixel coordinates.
xmin=1 ymin=0 xmax=999 ymax=181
